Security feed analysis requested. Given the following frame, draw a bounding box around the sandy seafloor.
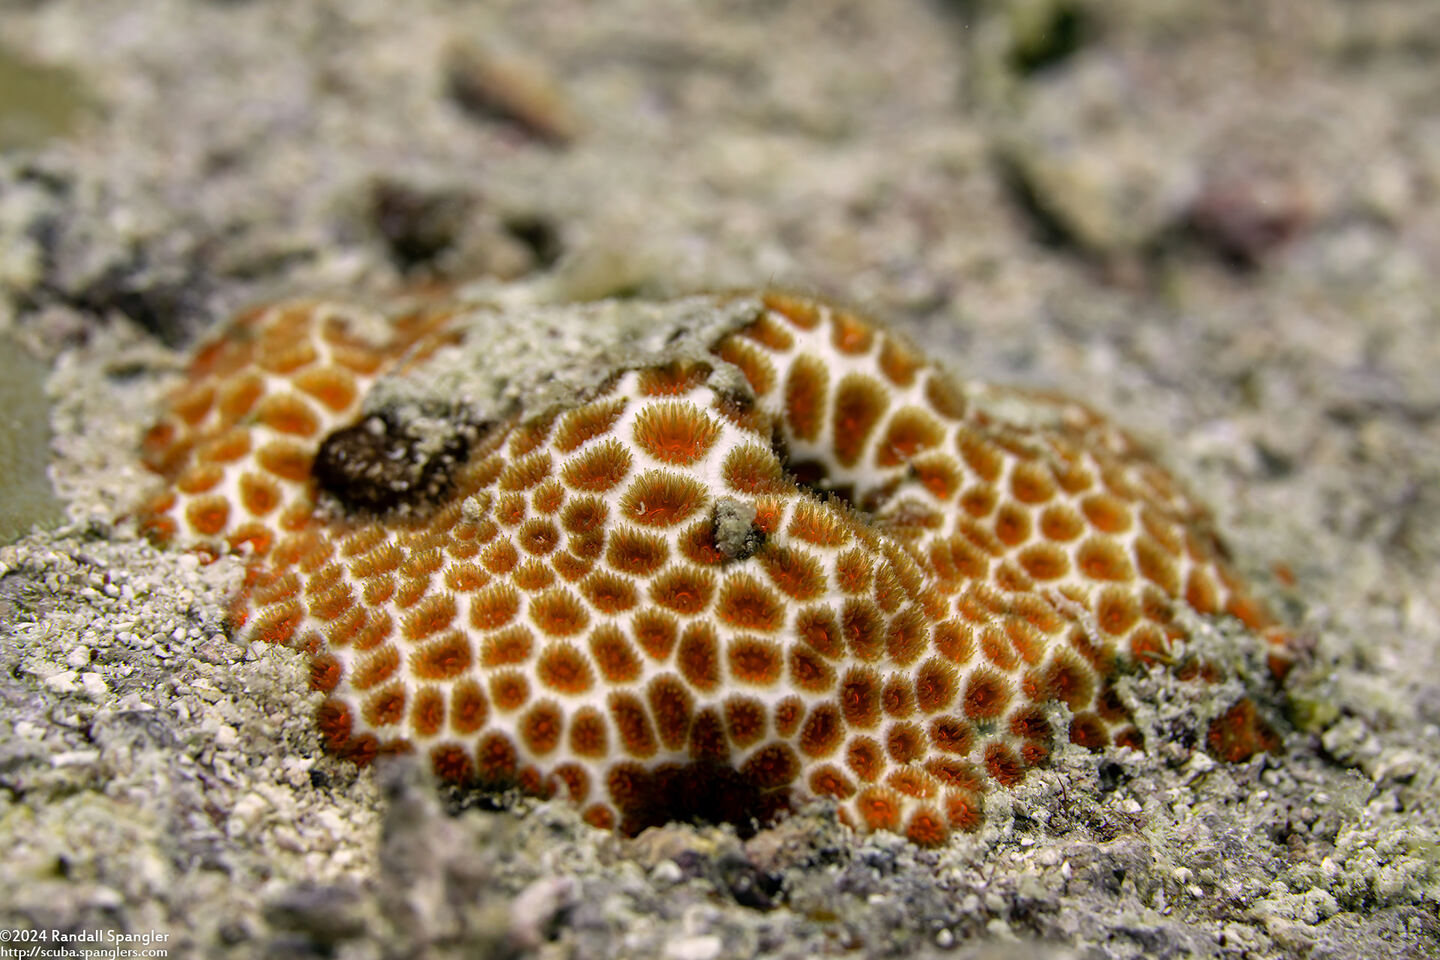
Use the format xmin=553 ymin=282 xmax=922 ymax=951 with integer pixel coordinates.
xmin=1 ymin=1 xmax=1439 ymax=957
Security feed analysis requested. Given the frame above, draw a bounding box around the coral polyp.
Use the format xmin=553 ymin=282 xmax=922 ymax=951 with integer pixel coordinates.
xmin=136 ymin=291 xmax=1289 ymax=844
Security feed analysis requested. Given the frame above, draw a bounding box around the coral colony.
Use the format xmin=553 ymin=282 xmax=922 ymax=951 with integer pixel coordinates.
xmin=136 ymin=292 xmax=1288 ymax=845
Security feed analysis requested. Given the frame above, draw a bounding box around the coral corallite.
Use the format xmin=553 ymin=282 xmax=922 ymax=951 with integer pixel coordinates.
xmin=136 ymin=291 xmax=1290 ymax=844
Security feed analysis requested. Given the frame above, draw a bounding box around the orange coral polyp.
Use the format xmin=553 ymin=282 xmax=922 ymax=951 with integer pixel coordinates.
xmin=138 ymin=292 xmax=1290 ymax=845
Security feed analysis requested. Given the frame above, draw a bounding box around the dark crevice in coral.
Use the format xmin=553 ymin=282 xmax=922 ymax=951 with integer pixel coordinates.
xmin=312 ymin=411 xmax=485 ymax=516
xmin=781 ymin=452 xmax=856 ymax=508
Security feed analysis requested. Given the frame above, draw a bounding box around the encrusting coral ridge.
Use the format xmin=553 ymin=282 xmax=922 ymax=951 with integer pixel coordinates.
xmin=135 ymin=291 xmax=1290 ymax=845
